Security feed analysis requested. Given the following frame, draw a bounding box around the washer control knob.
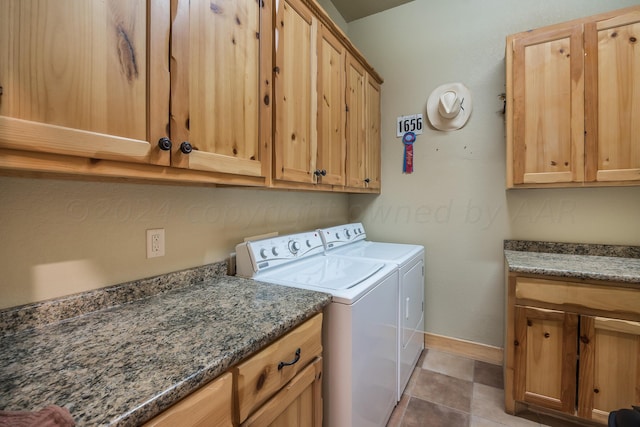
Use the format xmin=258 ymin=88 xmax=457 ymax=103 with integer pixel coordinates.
xmin=345 ymin=229 xmax=351 ymax=238
xmin=271 ymin=247 xmax=279 ymax=256
xmin=260 ymin=248 xmax=268 ymax=259
xmin=289 ymin=240 xmax=301 ymax=253
xmin=335 ymin=232 xmax=340 ymax=240
xmin=306 ymin=239 xmax=312 ymax=247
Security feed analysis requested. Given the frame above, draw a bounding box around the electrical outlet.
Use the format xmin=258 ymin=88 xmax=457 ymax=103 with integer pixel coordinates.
xmin=146 ymin=229 xmax=165 ymax=258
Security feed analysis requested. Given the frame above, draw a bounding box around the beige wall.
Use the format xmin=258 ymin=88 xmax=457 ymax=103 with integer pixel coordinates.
xmin=0 ymin=177 xmax=349 ymax=309
xmin=346 ymin=0 xmax=640 ymax=347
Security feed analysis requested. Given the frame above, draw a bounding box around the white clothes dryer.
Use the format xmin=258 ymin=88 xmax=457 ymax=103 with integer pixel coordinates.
xmin=319 ymin=223 xmax=425 ymax=402
xmin=236 ymin=230 xmax=399 ymax=427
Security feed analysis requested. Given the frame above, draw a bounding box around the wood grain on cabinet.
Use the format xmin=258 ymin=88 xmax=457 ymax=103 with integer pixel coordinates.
xmin=506 ymin=6 xmax=640 ymax=188
xmin=585 ymin=10 xmax=640 ymax=183
xmin=365 ymin=76 xmax=382 ymax=190
xmin=345 ymin=54 xmax=367 ymax=188
xmin=273 ymin=0 xmax=317 ymax=185
xmin=143 ymin=372 xmax=233 ymax=427
xmin=317 ymin=24 xmax=346 ymax=186
xmin=0 ymin=0 xmax=170 ymax=166
xmin=241 ymin=357 xmax=323 ymax=427
xmin=170 ymin=0 xmax=271 ymax=180
xmin=506 ymin=272 xmax=640 ymax=424
xmin=513 ymin=306 xmax=577 ymax=413
xmin=578 ymin=316 xmax=640 ymax=424
xmin=234 ymin=313 xmax=323 ymax=424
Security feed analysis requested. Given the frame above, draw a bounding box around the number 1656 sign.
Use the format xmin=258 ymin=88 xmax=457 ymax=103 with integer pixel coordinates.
xmin=396 ymin=114 xmax=424 ymax=137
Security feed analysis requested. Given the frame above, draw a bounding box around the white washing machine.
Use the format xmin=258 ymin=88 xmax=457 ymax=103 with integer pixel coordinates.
xmin=235 ymin=230 xmax=399 ymax=427
xmin=319 ymin=223 xmax=425 ymax=402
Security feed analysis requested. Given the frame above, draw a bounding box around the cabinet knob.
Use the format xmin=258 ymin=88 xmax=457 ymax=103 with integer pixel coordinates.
xmin=580 ymin=335 xmax=590 ymax=344
xmin=364 ymin=178 xmax=371 ymax=184
xmin=321 ymin=169 xmax=327 ymax=176
xmin=180 ymin=141 xmax=193 ymax=154
xmin=544 ymin=332 xmax=550 ymax=338
xmin=157 ymin=137 xmax=172 ymax=151
xmin=594 ymin=388 xmax=600 ymax=394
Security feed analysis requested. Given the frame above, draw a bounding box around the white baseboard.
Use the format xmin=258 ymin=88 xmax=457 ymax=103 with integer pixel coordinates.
xmin=424 ymin=332 xmax=503 ymax=365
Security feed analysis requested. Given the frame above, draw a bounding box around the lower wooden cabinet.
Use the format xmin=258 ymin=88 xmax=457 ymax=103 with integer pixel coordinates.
xmin=513 ymin=306 xmax=577 ymax=413
xmin=506 ymin=275 xmax=640 ymax=425
xmin=234 ymin=313 xmax=323 ymax=424
xmin=578 ymin=316 xmax=640 ymax=423
xmin=242 ymin=357 xmax=323 ymax=427
xmin=143 ymin=372 xmax=233 ymax=427
xmin=144 ymin=314 xmax=323 ymax=427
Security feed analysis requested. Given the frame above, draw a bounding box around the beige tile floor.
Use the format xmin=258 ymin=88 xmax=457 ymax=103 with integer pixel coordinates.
xmin=387 ymin=349 xmax=587 ymax=427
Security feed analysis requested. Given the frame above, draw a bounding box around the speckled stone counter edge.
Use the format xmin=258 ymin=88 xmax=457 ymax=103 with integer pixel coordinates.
xmin=0 ymin=261 xmax=229 ymax=335
xmin=504 ymin=240 xmax=640 ymax=258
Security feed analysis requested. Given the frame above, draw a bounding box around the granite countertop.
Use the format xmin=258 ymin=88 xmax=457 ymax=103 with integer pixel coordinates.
xmin=0 ymin=263 xmax=332 ymax=426
xmin=504 ymin=240 xmax=640 ymax=285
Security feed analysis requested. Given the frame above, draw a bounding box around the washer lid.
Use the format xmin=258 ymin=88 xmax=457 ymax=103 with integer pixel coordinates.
xmin=256 ymin=255 xmax=386 ymax=291
xmin=328 ymin=241 xmax=423 ymax=264
xmin=253 ymin=254 xmax=398 ymax=304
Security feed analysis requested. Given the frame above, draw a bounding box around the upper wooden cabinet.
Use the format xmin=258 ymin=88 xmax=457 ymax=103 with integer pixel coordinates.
xmin=506 ymin=6 xmax=640 ymax=188
xmin=0 ymin=0 xmax=170 ymax=166
xmin=273 ymin=0 xmax=317 ymax=185
xmin=345 ymin=55 xmax=381 ymax=190
xmin=316 ymin=23 xmax=346 ymax=187
xmin=170 ymin=0 xmax=272 ymax=181
xmin=272 ymin=0 xmax=347 ymax=188
xmin=273 ymin=0 xmax=383 ymax=192
xmin=0 ymin=0 xmax=382 ymax=192
xmin=584 ymin=10 xmax=640 ymax=183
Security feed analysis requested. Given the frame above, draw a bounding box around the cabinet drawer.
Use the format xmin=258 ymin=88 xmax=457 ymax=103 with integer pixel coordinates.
xmin=234 ymin=313 xmax=323 ymax=423
xmin=143 ymin=372 xmax=232 ymax=427
xmin=515 ymin=277 xmax=640 ymax=317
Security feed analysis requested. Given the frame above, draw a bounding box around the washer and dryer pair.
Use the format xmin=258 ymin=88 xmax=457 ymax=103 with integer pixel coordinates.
xmin=235 ymin=223 xmax=424 ymax=427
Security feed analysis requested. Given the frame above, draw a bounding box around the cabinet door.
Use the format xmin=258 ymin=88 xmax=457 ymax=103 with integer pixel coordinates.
xmin=0 ymin=0 xmax=170 ymax=165
xmin=345 ymin=54 xmax=367 ymax=188
xmin=513 ymin=306 xmax=578 ymax=413
xmin=242 ymin=357 xmax=322 ymax=427
xmin=170 ymin=0 xmax=270 ymax=179
xmin=585 ymin=10 xmax=640 ymax=183
xmin=365 ymin=75 xmax=381 ymax=190
xmin=273 ymin=0 xmax=317 ymax=184
xmin=578 ymin=316 xmax=640 ymax=424
xmin=143 ymin=372 xmax=233 ymax=427
xmin=510 ymin=25 xmax=584 ymax=185
xmin=316 ymin=25 xmax=346 ymax=186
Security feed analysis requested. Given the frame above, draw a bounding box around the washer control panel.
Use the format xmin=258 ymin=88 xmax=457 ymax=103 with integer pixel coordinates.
xmin=319 ymin=223 xmax=366 ymax=249
xmin=243 ymin=231 xmax=325 ymax=272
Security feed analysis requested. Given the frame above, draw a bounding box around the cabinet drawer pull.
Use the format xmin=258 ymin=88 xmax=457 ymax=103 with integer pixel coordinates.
xmin=277 ymin=348 xmax=301 ymax=370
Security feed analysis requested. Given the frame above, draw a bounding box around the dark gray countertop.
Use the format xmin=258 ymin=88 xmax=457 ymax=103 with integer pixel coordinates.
xmin=0 ymin=264 xmax=331 ymax=426
xmin=504 ymin=240 xmax=640 ymax=285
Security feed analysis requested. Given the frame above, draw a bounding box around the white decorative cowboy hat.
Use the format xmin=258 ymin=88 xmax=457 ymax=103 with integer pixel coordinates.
xmin=426 ymin=83 xmax=472 ymax=131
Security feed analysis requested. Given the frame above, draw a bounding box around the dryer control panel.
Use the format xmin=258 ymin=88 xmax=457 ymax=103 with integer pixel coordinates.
xmin=235 ymin=231 xmax=325 ymax=277
xmin=319 ymin=223 xmax=367 ymax=250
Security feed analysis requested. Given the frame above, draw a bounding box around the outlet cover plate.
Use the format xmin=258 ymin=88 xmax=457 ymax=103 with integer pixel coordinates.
xmin=146 ymin=228 xmax=165 ymax=258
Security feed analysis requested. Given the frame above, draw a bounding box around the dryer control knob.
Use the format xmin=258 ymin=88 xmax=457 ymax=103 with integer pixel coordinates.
xmin=306 ymin=239 xmax=312 ymax=247
xmin=260 ymin=248 xmax=268 ymax=259
xmin=289 ymin=240 xmax=301 ymax=253
xmin=345 ymin=229 xmax=351 ymax=238
xmin=271 ymin=247 xmax=279 ymax=256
